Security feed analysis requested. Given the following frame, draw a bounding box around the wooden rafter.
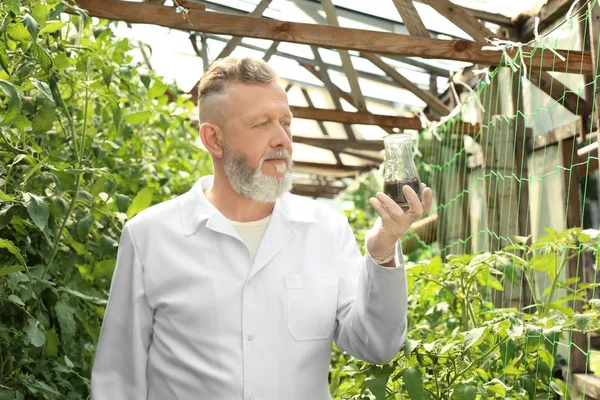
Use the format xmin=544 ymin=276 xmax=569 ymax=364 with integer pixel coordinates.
xmin=392 ymin=0 xmax=430 ymax=37
xmin=409 ymin=0 xmax=514 ymax=28
xmin=300 ymin=88 xmax=343 ymax=165
xmin=299 ymin=62 xmax=396 ymax=135
xmin=214 ymin=0 xmax=272 ymax=59
xmin=293 ymin=136 xmax=384 ymax=152
xmin=262 ymin=41 xmax=279 ymax=62
xmin=179 ymin=0 xmax=207 ymax=10
xmin=290 ymin=106 xmax=422 ymax=129
xmin=205 ymin=34 xmax=402 ymax=87
xmin=321 ymin=0 xmax=367 ymax=111
xmin=72 ymin=0 xmax=594 ymax=75
xmin=519 ymin=0 xmax=578 ymax=42
xmin=362 ymin=52 xmax=450 ymax=116
xmin=419 ymin=0 xmax=592 ymax=117
xmin=528 ymin=71 xmax=592 ymax=116
xmin=310 ymin=47 xmax=357 ymax=140
xmin=293 ymin=161 xmax=376 ymax=173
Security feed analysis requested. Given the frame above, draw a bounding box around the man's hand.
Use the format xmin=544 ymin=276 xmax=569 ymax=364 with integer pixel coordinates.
xmin=366 ymin=183 xmax=433 ymax=265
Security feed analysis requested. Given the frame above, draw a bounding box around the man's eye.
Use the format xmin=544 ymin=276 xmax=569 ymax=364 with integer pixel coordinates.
xmin=255 ymin=122 xmax=268 ymax=128
xmin=281 ymin=121 xmax=291 ymax=128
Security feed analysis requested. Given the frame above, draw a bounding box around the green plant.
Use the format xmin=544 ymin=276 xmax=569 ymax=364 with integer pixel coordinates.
xmin=0 ymin=2 xmax=209 ymax=397
xmin=329 ymin=228 xmax=600 ymax=399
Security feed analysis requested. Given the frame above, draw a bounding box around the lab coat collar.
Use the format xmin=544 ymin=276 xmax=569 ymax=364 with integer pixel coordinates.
xmin=180 ymin=175 xmax=318 ymax=237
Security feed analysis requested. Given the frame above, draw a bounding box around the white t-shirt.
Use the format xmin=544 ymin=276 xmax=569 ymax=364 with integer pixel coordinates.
xmin=229 ymin=215 xmax=271 ymax=261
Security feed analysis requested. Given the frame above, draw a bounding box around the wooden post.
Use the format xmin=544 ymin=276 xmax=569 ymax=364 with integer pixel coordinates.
xmin=560 ymin=137 xmax=589 ymax=376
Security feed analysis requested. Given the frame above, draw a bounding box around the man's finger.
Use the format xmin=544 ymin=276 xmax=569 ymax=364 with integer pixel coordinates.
xmin=375 ymin=192 xmax=405 ymax=217
xmin=422 ymin=187 xmax=433 ymax=214
xmin=403 ymin=185 xmax=423 ymax=215
xmin=369 ymin=197 xmax=392 ymax=221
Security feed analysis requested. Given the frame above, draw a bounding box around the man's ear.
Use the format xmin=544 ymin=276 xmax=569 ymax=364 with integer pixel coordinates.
xmin=199 ymin=123 xmax=225 ymax=159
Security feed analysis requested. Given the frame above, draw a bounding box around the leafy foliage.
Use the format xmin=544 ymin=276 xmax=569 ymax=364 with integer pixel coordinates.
xmin=331 ymin=224 xmax=600 ymax=399
xmin=0 ymin=2 xmax=210 ymax=397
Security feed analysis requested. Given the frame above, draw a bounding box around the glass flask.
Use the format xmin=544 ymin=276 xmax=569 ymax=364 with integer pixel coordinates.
xmin=382 ymin=134 xmax=422 ymax=210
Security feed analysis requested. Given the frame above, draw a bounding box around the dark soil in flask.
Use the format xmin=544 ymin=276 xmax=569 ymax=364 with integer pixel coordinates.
xmin=383 ymin=178 xmax=423 ymax=210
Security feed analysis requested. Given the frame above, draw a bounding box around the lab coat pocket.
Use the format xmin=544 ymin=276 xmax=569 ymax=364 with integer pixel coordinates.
xmin=285 ymin=274 xmax=338 ymax=341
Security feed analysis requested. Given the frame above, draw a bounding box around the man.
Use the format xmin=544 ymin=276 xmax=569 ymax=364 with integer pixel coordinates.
xmin=91 ymin=56 xmax=432 ymax=400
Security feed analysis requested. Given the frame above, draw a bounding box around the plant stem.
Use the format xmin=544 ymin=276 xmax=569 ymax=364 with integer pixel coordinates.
xmin=424 ymin=388 xmax=441 ymax=400
xmin=451 ymin=337 xmax=509 ymax=386
xmin=420 ymin=277 xmax=458 ymax=298
xmin=42 ymin=66 xmax=91 ymax=280
xmin=544 ymin=250 xmax=571 ymax=316
xmin=433 ymin=363 xmax=441 ymax=398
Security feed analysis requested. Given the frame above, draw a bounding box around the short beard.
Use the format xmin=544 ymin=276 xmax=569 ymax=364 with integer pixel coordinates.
xmin=223 ymin=143 xmax=294 ymax=203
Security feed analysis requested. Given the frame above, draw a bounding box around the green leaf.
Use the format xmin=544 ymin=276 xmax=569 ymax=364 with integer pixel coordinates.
xmin=484 ymin=379 xmax=511 ymax=397
xmin=7 ymin=294 xmax=25 ymax=306
xmin=475 ymin=368 xmax=489 ymax=381
xmin=574 ymin=313 xmax=593 ymax=332
xmin=52 ymin=51 xmax=70 ymax=70
xmin=0 ymin=41 xmax=10 ymax=74
xmin=550 ymin=379 xmax=565 ymax=396
xmin=140 ymin=74 xmax=151 ymax=88
xmin=77 ymin=215 xmax=93 ymax=241
xmin=24 ymin=319 xmax=46 ymax=347
xmin=125 ymin=111 xmax=153 ymax=124
xmin=55 ymin=300 xmax=76 ymax=340
xmin=0 ymin=265 xmax=25 ymax=276
xmin=31 ymin=79 xmax=55 ymax=103
xmin=364 ymin=376 xmax=388 ymax=400
xmin=403 ymin=339 xmax=420 ymax=356
xmin=45 ymin=329 xmax=59 ymax=357
xmin=149 ymin=81 xmax=167 ymax=99
xmin=40 ymin=20 xmax=67 ymax=35
xmin=21 ymin=13 xmax=40 ymax=39
xmin=24 ymin=192 xmax=50 ymax=232
xmin=31 ymin=99 xmax=56 ymax=133
xmin=0 ymin=238 xmax=26 ymax=266
xmin=31 ymin=42 xmax=53 ymax=71
xmin=93 ymin=258 xmax=116 ymax=279
xmin=403 ymin=368 xmax=423 ymax=400
xmin=32 ymin=3 xmax=50 ymax=28
xmin=127 ymin=187 xmax=154 ymax=218
xmin=116 ymin=194 xmax=131 ymax=213
xmin=99 ymin=235 xmax=118 ymax=255
xmin=0 ymin=390 xmax=16 ymax=400
xmin=0 ymin=79 xmax=23 ymax=126
xmin=7 ymin=22 xmax=30 ymax=41
xmin=451 ymin=385 xmax=477 ymax=400
xmin=463 ymin=326 xmax=486 ymax=350
xmin=6 ymin=0 xmax=19 ymax=14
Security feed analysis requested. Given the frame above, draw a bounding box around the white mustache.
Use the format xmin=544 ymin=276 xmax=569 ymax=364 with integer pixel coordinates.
xmin=262 ymin=149 xmax=292 ymax=164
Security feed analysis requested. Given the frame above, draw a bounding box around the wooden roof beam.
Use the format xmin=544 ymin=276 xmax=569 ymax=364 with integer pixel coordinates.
xmin=299 ymin=63 xmax=396 ymax=135
xmin=362 ymin=52 xmax=451 ymax=116
xmin=392 ymin=0 xmax=430 ymax=37
xmin=420 ymin=0 xmax=592 ymax=117
xmin=310 ymin=47 xmax=357 ymax=140
xmin=321 ymin=0 xmax=367 ymax=111
xmin=290 ymin=106 xmax=422 ymax=129
xmin=293 ymin=136 xmax=384 ymax=152
xmin=179 ymin=1 xmax=207 ymax=10
xmin=214 ymin=0 xmax=272 ymax=59
xmin=72 ymin=0 xmax=593 ymax=75
xmin=293 ymin=161 xmax=376 ymax=173
xmin=518 ymin=0 xmax=577 ymax=42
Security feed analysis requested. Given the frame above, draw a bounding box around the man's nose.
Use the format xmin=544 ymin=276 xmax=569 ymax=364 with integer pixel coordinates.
xmin=270 ymin=124 xmax=292 ymax=149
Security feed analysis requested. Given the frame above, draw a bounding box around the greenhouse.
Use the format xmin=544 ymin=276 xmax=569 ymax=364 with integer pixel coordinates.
xmin=1 ymin=0 xmax=600 ymax=398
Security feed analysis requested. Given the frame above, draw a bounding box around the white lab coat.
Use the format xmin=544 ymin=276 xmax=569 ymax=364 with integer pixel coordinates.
xmin=91 ymin=175 xmax=408 ymax=400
